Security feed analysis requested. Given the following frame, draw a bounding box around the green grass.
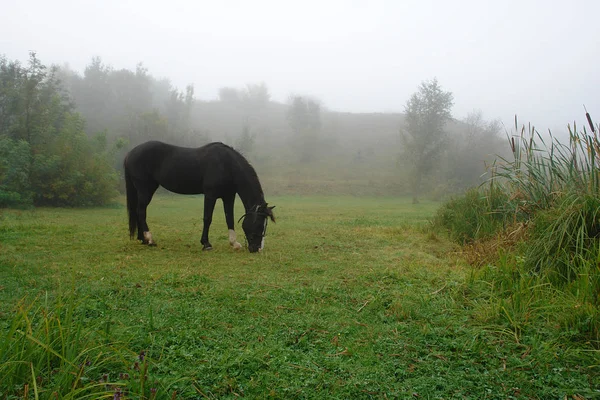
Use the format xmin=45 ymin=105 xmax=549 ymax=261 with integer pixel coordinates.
xmin=433 ymin=120 xmax=600 ymax=352
xmin=1 ymin=195 xmax=598 ymax=399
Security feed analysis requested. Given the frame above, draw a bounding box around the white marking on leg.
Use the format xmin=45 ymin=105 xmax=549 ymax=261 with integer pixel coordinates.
xmin=229 ymin=229 xmax=242 ymax=250
xmin=143 ymin=231 xmax=154 ymax=245
xmin=258 ymin=218 xmax=267 ymax=252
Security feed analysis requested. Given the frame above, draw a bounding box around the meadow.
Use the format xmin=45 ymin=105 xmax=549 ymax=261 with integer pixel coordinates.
xmin=0 ymin=195 xmax=598 ymax=399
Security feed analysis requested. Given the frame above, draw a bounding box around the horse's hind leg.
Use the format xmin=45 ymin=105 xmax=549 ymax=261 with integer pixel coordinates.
xmin=200 ymin=196 xmax=217 ymax=250
xmin=223 ymin=194 xmax=242 ymax=250
xmin=136 ymin=184 xmax=158 ymax=246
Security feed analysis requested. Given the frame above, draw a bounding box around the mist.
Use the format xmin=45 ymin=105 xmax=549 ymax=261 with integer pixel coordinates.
xmin=3 ymin=0 xmax=598 ymax=129
xmin=2 ymin=0 xmax=598 ymax=198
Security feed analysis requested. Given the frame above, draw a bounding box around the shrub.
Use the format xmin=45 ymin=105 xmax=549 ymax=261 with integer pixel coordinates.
xmin=0 ymin=139 xmax=33 ymax=207
xmin=0 ymin=54 xmax=119 ymax=208
xmin=433 ymin=186 xmax=511 ymax=243
xmin=31 ymin=114 xmax=118 ymax=207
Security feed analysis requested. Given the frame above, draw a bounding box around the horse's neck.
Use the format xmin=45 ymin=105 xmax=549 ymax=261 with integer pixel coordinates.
xmin=236 ymin=180 xmax=264 ymax=211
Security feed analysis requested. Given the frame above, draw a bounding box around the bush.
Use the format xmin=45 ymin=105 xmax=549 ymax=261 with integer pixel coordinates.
xmin=433 ymin=186 xmax=510 ymax=243
xmin=30 ymin=114 xmax=118 ymax=207
xmin=0 ymin=139 xmax=33 ymax=207
xmin=0 ymin=54 xmax=119 ymax=208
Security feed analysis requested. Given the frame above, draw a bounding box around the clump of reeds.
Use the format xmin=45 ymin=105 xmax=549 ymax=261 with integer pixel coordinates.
xmin=434 ymin=111 xmax=600 ymax=345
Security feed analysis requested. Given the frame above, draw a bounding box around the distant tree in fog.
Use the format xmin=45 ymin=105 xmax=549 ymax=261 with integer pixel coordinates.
xmin=401 ymin=78 xmax=454 ymax=203
xmin=286 ymin=95 xmax=321 ymax=162
xmin=443 ymin=110 xmax=504 ymax=190
xmin=235 ymin=122 xmax=256 ymax=156
xmin=219 ymin=87 xmax=241 ymax=102
xmin=165 ymin=84 xmax=194 ymax=137
xmin=219 ymin=83 xmax=270 ymax=109
xmin=241 ymin=82 xmax=270 ymax=111
xmin=57 ymin=58 xmax=196 ymax=148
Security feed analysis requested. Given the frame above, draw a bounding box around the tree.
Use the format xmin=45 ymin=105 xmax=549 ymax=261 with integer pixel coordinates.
xmin=235 ymin=122 xmax=256 ymax=156
xmin=218 ymin=87 xmax=241 ymax=103
xmin=286 ymin=95 xmax=321 ymax=162
xmin=443 ymin=110 xmax=504 ymax=191
xmin=241 ymin=82 xmax=270 ymax=112
xmin=400 ymin=78 xmax=454 ymax=203
xmin=0 ymin=53 xmax=118 ymax=207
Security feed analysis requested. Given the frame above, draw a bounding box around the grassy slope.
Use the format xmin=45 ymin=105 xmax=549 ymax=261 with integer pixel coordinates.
xmin=0 ymin=196 xmax=597 ymax=399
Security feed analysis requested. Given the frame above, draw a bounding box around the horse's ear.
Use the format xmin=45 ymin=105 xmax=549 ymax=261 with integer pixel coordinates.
xmin=267 ymin=205 xmax=276 ymax=222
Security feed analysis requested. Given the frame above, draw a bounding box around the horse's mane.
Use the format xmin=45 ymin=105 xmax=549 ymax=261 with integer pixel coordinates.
xmin=214 ymin=143 xmax=264 ymax=200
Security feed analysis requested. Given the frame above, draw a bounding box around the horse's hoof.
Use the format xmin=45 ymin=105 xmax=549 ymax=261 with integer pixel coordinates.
xmin=232 ymin=242 xmax=242 ymax=251
xmin=202 ymin=245 xmax=213 ymax=251
xmin=148 ymin=242 xmax=157 ymax=247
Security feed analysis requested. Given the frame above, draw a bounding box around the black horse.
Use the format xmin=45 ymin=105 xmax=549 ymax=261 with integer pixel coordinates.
xmin=123 ymin=141 xmax=275 ymax=252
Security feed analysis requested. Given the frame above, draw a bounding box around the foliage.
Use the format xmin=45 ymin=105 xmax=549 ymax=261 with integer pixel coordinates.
xmin=401 ymin=78 xmax=454 ymax=202
xmin=241 ymin=82 xmax=270 ymax=112
xmin=235 ymin=123 xmax=256 ymax=156
xmin=218 ymin=82 xmax=270 ymax=111
xmin=434 ymin=116 xmax=600 ymax=345
xmin=0 ymin=53 xmax=118 ymax=207
xmin=442 ymin=110 xmax=506 ymax=192
xmin=286 ymin=95 xmax=321 ymax=162
xmin=0 ymin=139 xmax=32 ymax=207
xmin=58 ymin=58 xmax=196 ymax=149
xmin=31 ymin=115 xmax=118 ymax=206
xmin=433 ymin=186 xmax=511 ymax=244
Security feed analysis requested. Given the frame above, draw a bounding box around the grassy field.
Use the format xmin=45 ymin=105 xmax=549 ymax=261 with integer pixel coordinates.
xmin=0 ymin=195 xmax=598 ymax=399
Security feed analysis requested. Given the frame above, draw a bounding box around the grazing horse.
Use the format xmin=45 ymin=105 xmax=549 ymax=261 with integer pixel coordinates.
xmin=123 ymin=141 xmax=275 ymax=252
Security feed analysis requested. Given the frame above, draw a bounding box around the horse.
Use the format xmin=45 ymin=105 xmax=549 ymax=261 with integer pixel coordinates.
xmin=123 ymin=141 xmax=275 ymax=252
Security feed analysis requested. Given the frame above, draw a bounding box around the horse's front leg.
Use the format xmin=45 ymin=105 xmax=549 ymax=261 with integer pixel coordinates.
xmin=223 ymin=194 xmax=242 ymax=250
xmin=200 ymin=196 xmax=217 ymax=250
xmin=137 ymin=186 xmax=158 ymax=246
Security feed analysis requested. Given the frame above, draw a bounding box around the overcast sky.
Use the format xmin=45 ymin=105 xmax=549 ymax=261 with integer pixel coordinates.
xmin=2 ymin=0 xmax=599 ymax=131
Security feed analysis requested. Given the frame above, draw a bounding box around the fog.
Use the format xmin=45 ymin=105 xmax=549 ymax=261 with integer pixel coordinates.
xmin=2 ymin=0 xmax=599 ymax=200
xmin=2 ymin=0 xmax=599 ymax=131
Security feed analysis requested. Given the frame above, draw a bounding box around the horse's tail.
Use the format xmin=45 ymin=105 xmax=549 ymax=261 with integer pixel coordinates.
xmin=124 ymin=158 xmax=137 ymax=239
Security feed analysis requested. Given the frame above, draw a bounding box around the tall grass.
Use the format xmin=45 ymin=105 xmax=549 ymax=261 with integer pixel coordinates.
xmin=0 ymin=293 xmax=175 ymax=399
xmin=432 ymin=186 xmax=510 ymax=243
xmin=495 ymin=117 xmax=599 ymax=214
xmin=495 ymin=117 xmax=599 ymax=286
xmin=435 ymin=113 xmax=600 ymax=345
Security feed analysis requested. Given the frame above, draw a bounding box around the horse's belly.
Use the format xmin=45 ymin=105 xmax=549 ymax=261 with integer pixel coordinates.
xmin=160 ymin=181 xmax=204 ymax=195
xmin=157 ymin=173 xmax=204 ymax=195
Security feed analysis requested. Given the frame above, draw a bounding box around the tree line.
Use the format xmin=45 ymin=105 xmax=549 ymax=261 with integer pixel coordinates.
xmin=0 ymin=52 xmax=506 ymax=207
xmin=0 ymin=53 xmax=118 ymax=207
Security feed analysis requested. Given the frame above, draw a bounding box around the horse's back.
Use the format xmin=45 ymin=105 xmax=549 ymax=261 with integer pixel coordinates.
xmin=125 ymin=141 xmax=237 ymax=195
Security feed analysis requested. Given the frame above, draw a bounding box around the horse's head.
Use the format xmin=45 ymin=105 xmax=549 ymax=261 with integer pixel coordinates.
xmin=240 ymin=203 xmax=276 ymax=253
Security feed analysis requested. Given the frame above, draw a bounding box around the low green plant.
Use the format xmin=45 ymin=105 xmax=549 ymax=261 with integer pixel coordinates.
xmin=433 ymin=185 xmax=511 ymax=243
xmin=0 ymin=139 xmax=33 ymax=208
xmin=0 ymin=293 xmax=176 ymax=399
